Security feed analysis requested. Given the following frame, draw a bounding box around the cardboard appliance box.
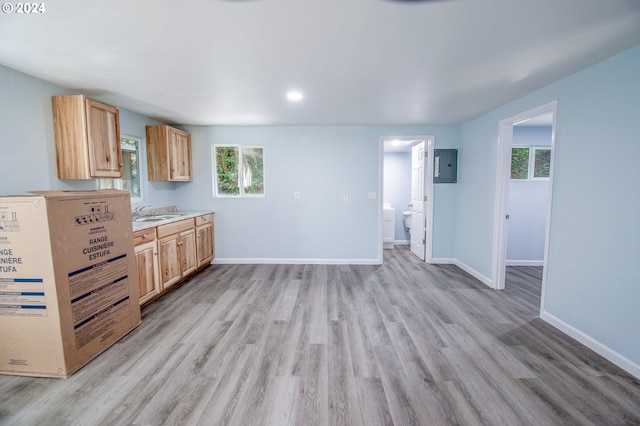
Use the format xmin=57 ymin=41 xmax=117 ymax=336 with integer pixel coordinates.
xmin=0 ymin=189 xmax=141 ymax=378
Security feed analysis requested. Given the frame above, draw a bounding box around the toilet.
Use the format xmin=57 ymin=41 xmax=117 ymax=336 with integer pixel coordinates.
xmin=402 ymin=210 xmax=412 ymax=230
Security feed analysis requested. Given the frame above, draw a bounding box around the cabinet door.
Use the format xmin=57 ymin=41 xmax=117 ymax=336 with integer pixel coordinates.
xmin=158 ymin=234 xmax=182 ymax=290
xmin=135 ymin=240 xmax=160 ymax=305
xmin=85 ymin=97 xmax=122 ymax=177
xmin=180 ymin=228 xmax=197 ymax=277
xmin=169 ymin=130 xmax=192 ymax=181
xmin=196 ymin=223 xmax=214 ymax=267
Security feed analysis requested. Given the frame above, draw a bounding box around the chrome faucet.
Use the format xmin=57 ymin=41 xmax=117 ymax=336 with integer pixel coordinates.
xmin=132 ymin=204 xmax=151 ymax=219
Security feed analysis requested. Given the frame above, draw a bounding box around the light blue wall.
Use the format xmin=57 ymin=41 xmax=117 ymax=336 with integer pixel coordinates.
xmin=0 ymin=64 xmax=176 ymax=207
xmin=383 ymin=151 xmax=411 ymax=242
xmin=456 ymin=44 xmax=640 ymax=366
xmin=0 ymin=64 xmax=460 ymax=262
xmin=2 ymin=43 xmax=638 ymax=372
xmin=507 ymin=180 xmax=548 ymax=261
xmin=0 ymin=64 xmax=89 ymax=194
xmin=117 ymin=109 xmax=183 ymax=209
xmin=176 ymin=125 xmax=459 ymax=261
xmin=455 ymin=117 xmax=498 ymax=278
xmin=433 ymin=181 xmax=459 ymax=259
xmin=507 ymin=126 xmax=551 ymax=262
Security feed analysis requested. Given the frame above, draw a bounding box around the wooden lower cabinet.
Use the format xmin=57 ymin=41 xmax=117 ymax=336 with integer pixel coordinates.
xmin=136 ymin=214 xmax=214 ymax=306
xmin=196 ymin=214 xmax=215 ymax=267
xmin=133 ymin=228 xmax=160 ymax=305
xmin=158 ymin=228 xmax=197 ymax=290
xmin=178 ymin=228 xmax=198 ymax=278
xmin=135 ymin=240 xmax=160 ymax=304
xmin=156 ymin=218 xmax=198 ymax=291
xmin=158 ymin=232 xmax=182 ymax=290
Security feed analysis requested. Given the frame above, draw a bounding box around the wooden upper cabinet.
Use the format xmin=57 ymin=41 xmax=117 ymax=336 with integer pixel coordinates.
xmin=146 ymin=125 xmax=192 ymax=181
xmin=52 ymin=95 xmax=122 ymax=179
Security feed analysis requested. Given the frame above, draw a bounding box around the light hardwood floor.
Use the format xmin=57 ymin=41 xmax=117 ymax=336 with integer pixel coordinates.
xmin=1 ymin=246 xmax=639 ymax=425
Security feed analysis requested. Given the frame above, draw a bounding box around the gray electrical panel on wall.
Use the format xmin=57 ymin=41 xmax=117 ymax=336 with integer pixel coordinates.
xmin=433 ymin=149 xmax=458 ymax=183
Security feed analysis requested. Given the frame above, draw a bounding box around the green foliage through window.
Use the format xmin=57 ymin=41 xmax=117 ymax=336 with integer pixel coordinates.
xmin=121 ymin=138 xmax=140 ymax=198
xmin=511 ymin=146 xmax=550 ymax=180
xmin=214 ymin=145 xmax=264 ymax=196
xmin=98 ymin=136 xmax=141 ymax=200
xmin=215 ymin=146 xmax=240 ymax=195
xmin=242 ymin=147 xmax=264 ymax=195
xmin=534 ymin=149 xmax=551 ymax=178
xmin=511 ymin=147 xmax=530 ymax=179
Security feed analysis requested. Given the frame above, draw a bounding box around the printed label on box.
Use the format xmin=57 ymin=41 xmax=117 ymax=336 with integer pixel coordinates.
xmin=0 ymin=211 xmax=20 ymax=232
xmin=0 ymin=278 xmax=47 ymax=316
xmin=67 ymin=254 xmax=132 ymax=349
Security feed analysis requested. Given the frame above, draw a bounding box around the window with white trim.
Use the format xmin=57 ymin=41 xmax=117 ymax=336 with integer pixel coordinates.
xmin=511 ymin=146 xmax=551 ymax=180
xmin=213 ymin=145 xmax=264 ymax=197
xmin=99 ymin=136 xmax=142 ymax=202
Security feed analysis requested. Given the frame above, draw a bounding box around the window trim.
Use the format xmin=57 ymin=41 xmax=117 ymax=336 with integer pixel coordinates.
xmin=98 ymin=134 xmax=143 ymax=203
xmin=212 ymin=144 xmax=265 ymax=198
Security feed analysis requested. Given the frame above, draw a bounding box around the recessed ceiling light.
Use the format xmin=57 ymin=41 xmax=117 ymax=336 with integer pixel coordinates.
xmin=286 ymin=91 xmax=303 ymax=102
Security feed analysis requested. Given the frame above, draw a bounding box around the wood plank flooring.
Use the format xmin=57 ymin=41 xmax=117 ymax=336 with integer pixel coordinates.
xmin=1 ymin=246 xmax=639 ymax=425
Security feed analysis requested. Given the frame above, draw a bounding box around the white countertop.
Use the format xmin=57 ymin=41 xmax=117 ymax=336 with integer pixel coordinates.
xmin=132 ymin=210 xmax=214 ymax=232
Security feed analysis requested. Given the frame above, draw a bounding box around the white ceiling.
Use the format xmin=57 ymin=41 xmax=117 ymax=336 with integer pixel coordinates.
xmin=1 ymin=0 xmax=639 ymax=126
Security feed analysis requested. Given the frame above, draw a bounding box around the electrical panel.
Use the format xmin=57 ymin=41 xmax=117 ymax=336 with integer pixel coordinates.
xmin=434 ymin=149 xmax=458 ymax=184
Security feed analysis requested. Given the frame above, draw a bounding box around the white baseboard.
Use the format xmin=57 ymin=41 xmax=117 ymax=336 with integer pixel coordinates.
xmin=212 ymin=258 xmax=382 ymax=265
xmin=453 ymin=259 xmax=493 ymax=287
xmin=541 ymin=311 xmax=640 ymax=379
xmin=430 ymin=257 xmax=456 ymax=264
xmin=214 ymin=256 xmax=488 ymax=287
xmin=430 ymin=258 xmax=493 ymax=287
xmin=394 ymin=240 xmax=410 ymax=245
xmin=506 ymin=259 xmax=544 ymax=266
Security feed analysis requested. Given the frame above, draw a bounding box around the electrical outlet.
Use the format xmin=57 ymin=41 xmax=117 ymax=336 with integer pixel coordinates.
xmin=343 ymin=193 xmax=349 ymax=202
xmin=294 ymin=191 xmax=300 ymax=200
xmin=368 ymin=192 xmax=377 ymax=200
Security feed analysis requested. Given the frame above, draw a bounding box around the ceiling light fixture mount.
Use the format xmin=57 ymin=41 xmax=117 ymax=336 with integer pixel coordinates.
xmin=286 ymin=91 xmax=304 ymax=102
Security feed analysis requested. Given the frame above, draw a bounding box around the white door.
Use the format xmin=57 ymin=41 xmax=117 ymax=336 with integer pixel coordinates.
xmin=410 ymin=142 xmax=426 ymax=260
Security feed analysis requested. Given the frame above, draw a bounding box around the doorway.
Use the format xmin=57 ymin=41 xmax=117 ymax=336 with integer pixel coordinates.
xmin=380 ymin=136 xmax=434 ymax=263
xmin=491 ymin=102 xmax=557 ymax=297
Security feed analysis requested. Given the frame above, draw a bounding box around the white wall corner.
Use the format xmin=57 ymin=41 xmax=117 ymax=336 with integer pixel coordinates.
xmin=541 ymin=310 xmax=640 ymax=380
xmin=431 ymin=258 xmax=494 ymax=288
xmin=453 ymin=259 xmax=494 ymax=287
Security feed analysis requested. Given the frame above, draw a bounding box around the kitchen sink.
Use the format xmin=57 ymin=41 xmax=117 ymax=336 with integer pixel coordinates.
xmin=134 ymin=217 xmax=164 ymax=222
xmin=134 ymin=214 xmax=185 ymax=222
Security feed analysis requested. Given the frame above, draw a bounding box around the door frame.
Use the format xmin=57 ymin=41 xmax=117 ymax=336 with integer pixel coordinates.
xmin=491 ymin=101 xmax=557 ymax=292
xmin=379 ymin=135 xmax=434 ymax=264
